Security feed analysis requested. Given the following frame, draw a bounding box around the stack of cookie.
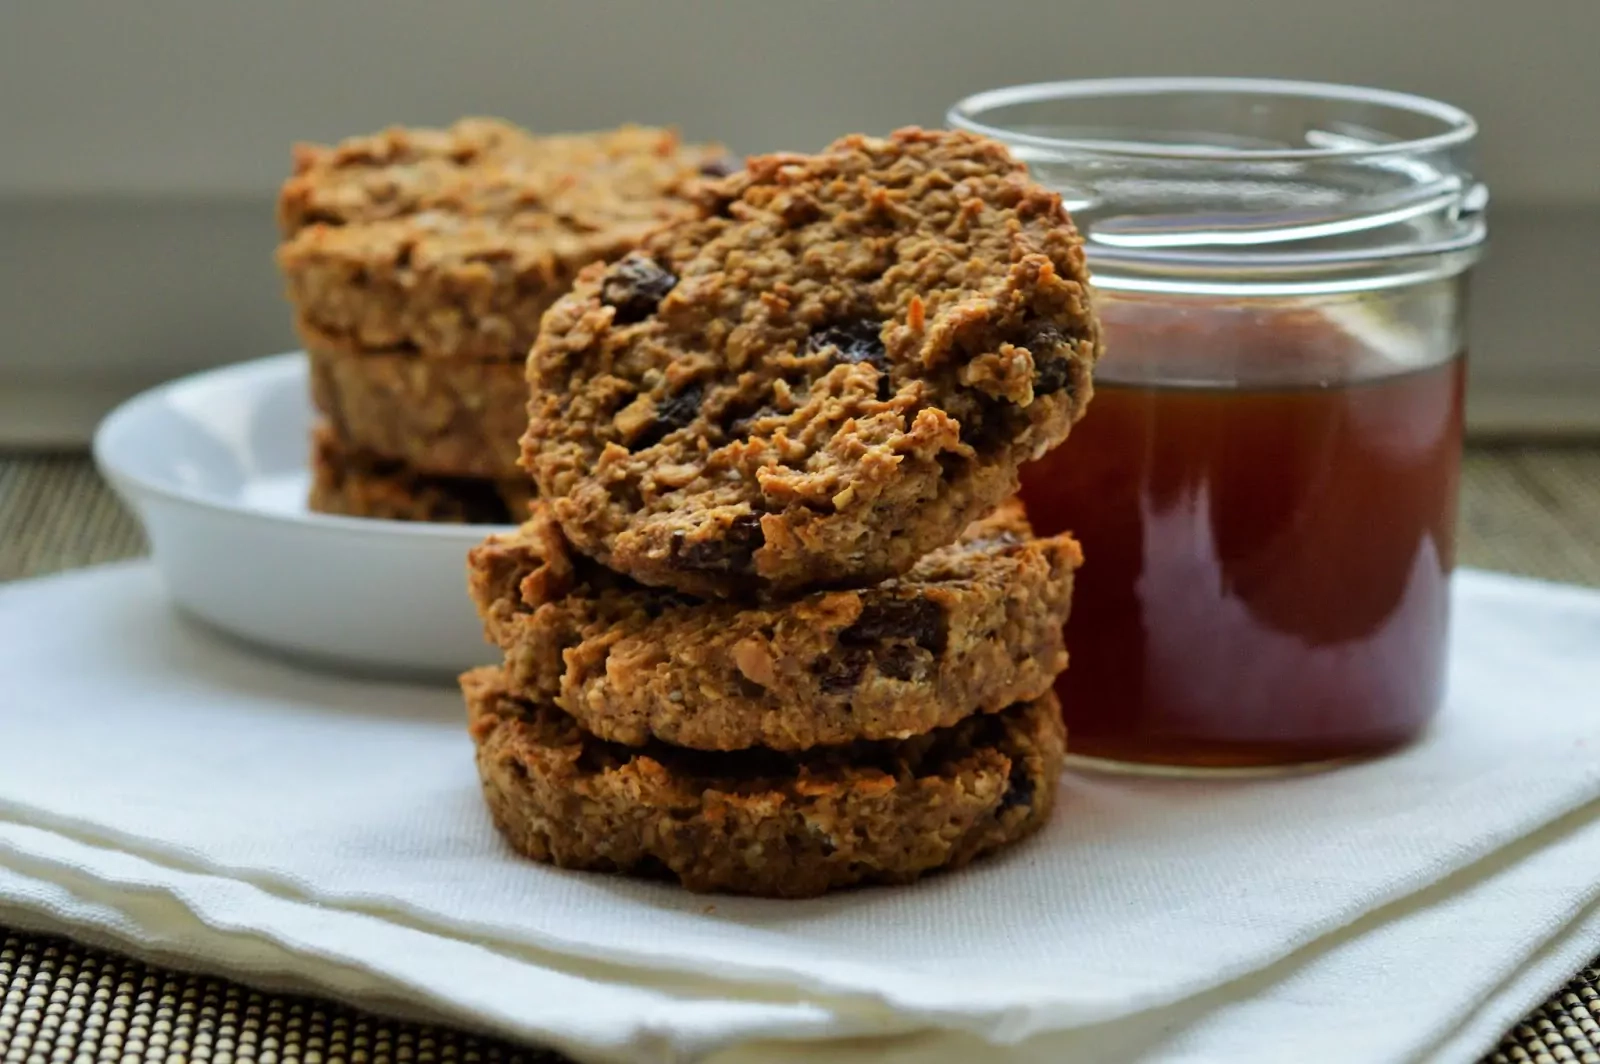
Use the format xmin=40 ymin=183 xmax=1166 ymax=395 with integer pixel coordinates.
xmin=465 ymin=128 xmax=1103 ymax=896
xmin=275 ymin=118 xmax=727 ymax=523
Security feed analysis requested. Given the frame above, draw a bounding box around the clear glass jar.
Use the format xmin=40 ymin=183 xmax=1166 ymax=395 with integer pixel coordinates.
xmin=948 ymin=79 xmax=1487 ymax=772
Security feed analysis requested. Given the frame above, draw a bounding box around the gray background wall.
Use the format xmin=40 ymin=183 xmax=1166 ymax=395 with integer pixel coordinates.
xmin=2 ymin=0 xmax=1596 ymax=441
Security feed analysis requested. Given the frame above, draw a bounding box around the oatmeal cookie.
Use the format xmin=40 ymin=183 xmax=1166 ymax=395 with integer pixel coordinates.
xmin=309 ymin=424 xmax=531 ymax=524
xmin=278 ymin=119 xmax=729 ymax=358
xmin=469 ymin=500 xmax=1080 ymax=750
xmin=464 ymin=665 xmax=1064 ymax=897
xmin=306 ymin=325 xmax=528 ymax=479
xmin=524 ymin=126 xmax=1101 ymax=597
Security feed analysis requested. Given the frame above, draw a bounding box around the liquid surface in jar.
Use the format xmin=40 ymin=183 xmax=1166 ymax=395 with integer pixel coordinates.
xmin=1022 ymin=302 xmax=1465 ymax=768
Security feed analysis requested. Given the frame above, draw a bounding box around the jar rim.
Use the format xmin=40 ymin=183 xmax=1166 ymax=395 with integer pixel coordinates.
xmin=947 ymin=77 xmax=1478 ymax=162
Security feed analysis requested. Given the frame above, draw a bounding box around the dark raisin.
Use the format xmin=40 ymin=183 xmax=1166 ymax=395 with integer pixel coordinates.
xmin=960 ymin=394 xmax=1016 ymax=454
xmin=600 ymin=255 xmax=677 ymax=324
xmin=1033 ymin=356 xmax=1077 ymax=397
xmin=808 ymin=321 xmax=889 ymax=373
xmin=1027 ymin=324 xmax=1079 ymax=397
xmin=998 ymin=758 xmax=1035 ymax=813
xmin=630 ymin=383 xmax=704 ymax=451
xmin=699 ymin=155 xmax=741 ymax=178
xmin=808 ymin=320 xmax=892 ymax=400
xmin=669 ymin=513 xmax=764 ymax=574
xmin=1027 ymin=323 xmax=1063 ymax=349
xmin=876 ymin=643 xmax=921 ymax=681
xmin=843 ymin=598 xmax=947 ymax=654
xmin=816 ymin=647 xmax=870 ymax=693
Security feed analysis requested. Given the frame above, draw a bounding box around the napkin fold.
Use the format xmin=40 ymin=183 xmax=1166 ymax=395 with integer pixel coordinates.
xmin=0 ymin=564 xmax=1597 ymax=1063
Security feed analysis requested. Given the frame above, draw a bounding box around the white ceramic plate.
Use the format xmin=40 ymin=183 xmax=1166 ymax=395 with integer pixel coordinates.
xmin=93 ymin=353 xmax=510 ymax=679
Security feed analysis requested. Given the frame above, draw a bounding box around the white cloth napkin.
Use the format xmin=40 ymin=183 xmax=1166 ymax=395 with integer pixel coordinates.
xmin=0 ymin=564 xmax=1597 ymax=1064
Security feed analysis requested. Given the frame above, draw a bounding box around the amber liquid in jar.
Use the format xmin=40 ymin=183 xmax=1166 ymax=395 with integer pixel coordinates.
xmin=1022 ymin=304 xmax=1466 ymax=768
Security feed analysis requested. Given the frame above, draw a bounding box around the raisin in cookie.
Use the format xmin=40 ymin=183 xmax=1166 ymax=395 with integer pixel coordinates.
xmin=469 ymin=499 xmax=1080 ymax=751
xmin=524 ymin=127 xmax=1100 ymax=597
xmin=464 ymin=666 xmax=1064 ymax=897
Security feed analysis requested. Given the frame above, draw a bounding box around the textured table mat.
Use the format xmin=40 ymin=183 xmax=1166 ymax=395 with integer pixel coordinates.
xmin=2 ymin=449 xmax=1598 ymax=1064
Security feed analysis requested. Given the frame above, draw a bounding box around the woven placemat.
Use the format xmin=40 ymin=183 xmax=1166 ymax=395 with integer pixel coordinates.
xmin=3 ymin=448 xmax=1598 ymax=1064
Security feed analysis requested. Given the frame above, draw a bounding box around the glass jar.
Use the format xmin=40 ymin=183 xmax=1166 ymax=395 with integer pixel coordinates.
xmin=948 ymin=78 xmax=1487 ymax=771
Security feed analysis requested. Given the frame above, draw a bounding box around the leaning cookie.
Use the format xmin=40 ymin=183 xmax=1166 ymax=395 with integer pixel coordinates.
xmin=463 ymin=666 xmax=1064 ymax=897
xmin=468 ymin=499 xmax=1080 ymax=750
xmin=524 ymin=126 xmax=1101 ymax=598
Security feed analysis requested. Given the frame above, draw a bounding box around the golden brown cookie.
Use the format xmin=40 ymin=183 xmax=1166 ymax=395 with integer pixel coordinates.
xmin=309 ymin=424 xmax=532 ymax=524
xmin=469 ymin=500 xmax=1080 ymax=750
xmin=524 ymin=126 xmax=1101 ymax=598
xmin=278 ymin=119 xmax=729 ymax=359
xmin=464 ymin=665 xmax=1064 ymax=897
xmin=305 ymin=324 xmax=528 ymax=480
